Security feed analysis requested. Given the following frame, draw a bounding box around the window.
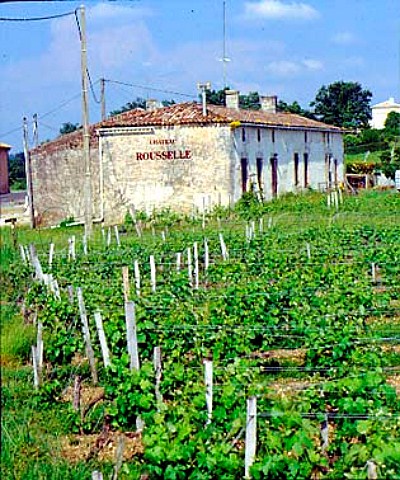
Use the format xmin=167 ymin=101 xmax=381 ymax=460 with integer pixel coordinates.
xmin=270 ymin=155 xmax=278 ymax=198
xmin=257 ymin=128 xmax=261 ymax=142
xmin=242 ymin=128 xmax=246 ymax=142
xmin=303 ymin=153 xmax=309 ymax=188
xmin=272 ymin=129 xmax=275 ymax=143
xmin=334 ymin=158 xmax=338 ymax=185
xmin=325 ymin=154 xmax=332 ymax=187
xmin=241 ymin=158 xmax=248 ymax=193
xmin=294 ymin=153 xmax=299 ymax=187
xmin=304 ymin=131 xmax=308 ymax=143
xmin=256 ymin=157 xmax=263 ymax=192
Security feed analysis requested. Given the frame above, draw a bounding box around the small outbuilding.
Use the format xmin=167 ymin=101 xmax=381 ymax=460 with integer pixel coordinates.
xmin=30 ymin=92 xmax=344 ymax=226
xmin=0 ymin=142 xmax=11 ymax=195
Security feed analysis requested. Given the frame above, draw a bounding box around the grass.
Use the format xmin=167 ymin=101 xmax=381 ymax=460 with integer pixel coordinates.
xmin=345 ymin=150 xmax=382 ymax=164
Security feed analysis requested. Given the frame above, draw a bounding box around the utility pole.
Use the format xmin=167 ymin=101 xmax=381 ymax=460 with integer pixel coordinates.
xmin=23 ymin=117 xmax=35 ymax=228
xmin=80 ymin=4 xmax=92 ymax=238
xmin=221 ymin=0 xmax=230 ymax=88
xmin=100 ymin=78 xmax=106 ymax=121
xmin=33 ymin=113 xmax=38 ymax=148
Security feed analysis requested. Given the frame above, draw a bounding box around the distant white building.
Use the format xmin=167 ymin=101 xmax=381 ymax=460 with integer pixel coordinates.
xmin=370 ymin=97 xmax=400 ymax=129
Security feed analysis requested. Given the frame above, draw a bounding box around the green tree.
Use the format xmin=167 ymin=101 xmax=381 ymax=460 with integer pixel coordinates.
xmin=310 ymin=81 xmax=372 ymax=128
xmin=380 ymin=147 xmax=400 ymax=180
xmin=239 ymin=91 xmax=260 ymax=110
xmin=383 ymin=111 xmax=400 ymax=140
xmin=278 ymin=100 xmax=315 ymax=119
xmin=110 ymin=97 xmax=147 ymax=116
xmin=59 ymin=122 xmax=80 ymax=135
xmin=8 ymin=152 xmax=26 ymax=190
xmin=205 ymin=88 xmax=229 ymax=106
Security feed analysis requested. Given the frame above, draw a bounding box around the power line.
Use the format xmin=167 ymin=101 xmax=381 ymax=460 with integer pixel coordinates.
xmin=105 ymin=78 xmax=195 ymax=99
xmin=0 ymin=11 xmax=76 ymax=22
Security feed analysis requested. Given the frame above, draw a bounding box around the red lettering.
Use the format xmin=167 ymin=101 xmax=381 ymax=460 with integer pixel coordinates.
xmin=136 ymin=152 xmax=144 ymax=160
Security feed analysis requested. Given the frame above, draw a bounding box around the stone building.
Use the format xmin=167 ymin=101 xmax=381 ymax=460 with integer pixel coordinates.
xmin=370 ymin=97 xmax=400 ymax=129
xmin=0 ymin=143 xmax=11 ymax=195
xmin=30 ymin=92 xmax=343 ymax=226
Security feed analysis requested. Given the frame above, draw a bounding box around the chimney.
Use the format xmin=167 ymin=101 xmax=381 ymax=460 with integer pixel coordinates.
xmin=225 ymin=90 xmax=240 ymax=109
xmin=260 ymin=95 xmax=277 ymax=114
xmin=146 ymin=99 xmax=159 ymax=111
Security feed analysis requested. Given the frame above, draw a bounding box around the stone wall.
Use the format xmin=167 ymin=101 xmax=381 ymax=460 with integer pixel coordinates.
xmin=100 ymin=124 xmax=233 ymax=222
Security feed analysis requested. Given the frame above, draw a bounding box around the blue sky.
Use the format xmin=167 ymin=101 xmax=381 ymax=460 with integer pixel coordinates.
xmin=1 ymin=0 xmax=399 ymax=153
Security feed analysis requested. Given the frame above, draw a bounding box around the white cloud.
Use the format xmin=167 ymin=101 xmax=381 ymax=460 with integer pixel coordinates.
xmin=331 ymin=31 xmax=357 ymax=45
xmin=244 ymin=0 xmax=320 ymax=20
xmin=265 ymin=60 xmax=301 ymax=76
xmin=302 ymin=59 xmax=323 ymax=70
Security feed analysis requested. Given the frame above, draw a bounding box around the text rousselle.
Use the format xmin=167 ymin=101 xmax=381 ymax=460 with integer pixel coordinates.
xmin=136 ymin=150 xmax=191 ymax=160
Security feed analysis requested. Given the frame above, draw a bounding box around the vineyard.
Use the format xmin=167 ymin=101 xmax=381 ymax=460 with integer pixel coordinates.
xmin=1 ymin=191 xmax=400 ymax=479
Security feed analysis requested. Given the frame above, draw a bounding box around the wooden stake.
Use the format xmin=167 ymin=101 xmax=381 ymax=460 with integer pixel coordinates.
xmin=107 ymin=227 xmax=111 ymax=247
xmin=37 ymin=321 xmax=43 ymax=380
xmin=73 ymin=375 xmax=82 ymax=411
xmin=94 ymin=311 xmax=111 ymax=368
xmin=122 ymin=266 xmax=130 ymax=302
xmin=150 ymin=255 xmax=156 ymax=293
xmin=134 ymin=260 xmax=141 ymax=297
xmin=77 ymin=288 xmax=98 ymax=384
xmin=124 ymin=301 xmax=140 ymax=371
xmin=204 ymin=238 xmax=209 ymax=272
xmin=219 ymin=233 xmax=228 ymax=260
xmin=48 ymin=243 xmax=55 ymax=267
xmin=32 ymin=346 xmax=39 ymax=389
xmin=204 ymin=360 xmax=213 ymax=424
xmin=161 ymin=230 xmax=166 ymax=242
xmin=19 ymin=244 xmax=27 ymax=264
xmin=245 ymin=396 xmax=257 ymax=479
xmin=259 ymin=218 xmax=263 ymax=233
xmin=193 ymin=243 xmax=199 ymax=289
xmin=306 ymin=242 xmax=311 ymax=259
xmin=92 ymin=471 xmax=103 ymax=480
xmin=114 ymin=225 xmax=121 ymax=247
xmin=67 ymin=285 xmax=74 ymax=304
xmin=154 ymin=346 xmax=162 ymax=406
xmin=176 ymin=252 xmax=182 ymax=272
xmin=83 ymin=234 xmax=88 ymax=255
xmin=29 ymin=244 xmax=44 ymax=281
xmin=111 ymin=435 xmax=125 ymax=480
xmin=101 ymin=227 xmax=105 ymax=244
xmin=187 ymin=247 xmax=193 ymax=287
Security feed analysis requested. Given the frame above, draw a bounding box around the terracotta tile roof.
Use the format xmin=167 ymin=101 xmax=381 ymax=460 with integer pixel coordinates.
xmin=31 ymin=101 xmax=342 ymax=155
xmin=98 ymin=101 xmax=342 ymax=132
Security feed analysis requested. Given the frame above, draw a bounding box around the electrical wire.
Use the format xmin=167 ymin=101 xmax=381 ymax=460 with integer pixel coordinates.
xmin=0 ymin=11 xmax=76 ymax=22
xmin=105 ymin=78 xmax=195 ymax=99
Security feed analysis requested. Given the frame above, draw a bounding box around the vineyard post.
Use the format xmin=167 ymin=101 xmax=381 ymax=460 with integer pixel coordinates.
xmin=320 ymin=414 xmax=329 ymax=452
xmin=259 ymin=218 xmax=263 ymax=233
xmin=176 ymin=252 xmax=182 ymax=272
xmin=111 ymin=435 xmax=125 ymax=480
xmin=327 ymin=193 xmax=331 ymax=208
xmin=83 ymin=234 xmax=88 ymax=255
xmin=29 ymin=244 xmax=44 ymax=281
xmin=219 ymin=233 xmax=229 ymax=260
xmin=124 ymin=301 xmax=140 ymax=371
xmin=371 ymin=263 xmax=376 ymax=284
xmin=151 ymin=225 xmax=155 ymax=237
xmin=91 ymin=471 xmax=103 ymax=480
xmin=268 ymin=217 xmax=272 ymax=229
xmin=107 ymin=227 xmax=111 ymax=247
xmin=32 ymin=345 xmax=39 ymax=389
xmin=69 ymin=236 xmax=76 ymax=261
xmin=114 ymin=225 xmax=121 ymax=247
xmin=154 ymin=346 xmax=162 ymax=407
xmin=150 ymin=255 xmax=156 ymax=293
xmin=306 ymin=243 xmax=311 ymax=259
xmin=48 ymin=243 xmax=54 ymax=267
xmin=37 ymin=321 xmax=43 ymax=382
xmin=25 ymin=245 xmax=31 ymax=265
xmin=245 ymin=224 xmax=250 ymax=243
xmin=77 ymin=288 xmax=98 ymax=384
xmin=161 ymin=230 xmax=166 ymax=242
xmin=101 ymin=227 xmax=105 ymax=245
xmin=122 ymin=266 xmax=130 ymax=302
xmin=73 ymin=375 xmax=82 ymax=411
xmin=250 ymin=220 xmax=255 ymax=239
xmin=338 ymin=188 xmax=343 ymax=204
xmin=202 ymin=196 xmax=206 ymax=229
xmin=51 ymin=277 xmax=61 ymax=300
xmin=204 ymin=238 xmax=209 ymax=272
xmin=187 ymin=247 xmax=193 ymax=287
xmin=204 ymin=360 xmax=213 ymax=424
xmin=94 ymin=311 xmax=111 ymax=368
xmin=134 ymin=260 xmax=141 ymax=296
xmin=19 ymin=244 xmax=27 ymax=264
xmin=193 ymin=242 xmax=199 ymax=290
xmin=245 ymin=396 xmax=257 ymax=479
xmin=67 ymin=285 xmax=74 ymax=304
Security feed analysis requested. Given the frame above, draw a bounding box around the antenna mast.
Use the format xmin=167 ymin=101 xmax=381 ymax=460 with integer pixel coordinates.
xmin=222 ymin=0 xmax=230 ymax=88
